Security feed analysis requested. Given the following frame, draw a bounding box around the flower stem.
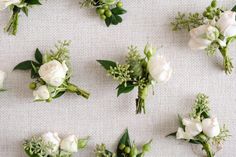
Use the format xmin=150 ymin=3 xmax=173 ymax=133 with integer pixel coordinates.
xmin=202 ymin=142 xmax=214 ymax=157
xmin=136 ymin=86 xmax=149 ymax=114
xmin=4 ymin=6 xmax=20 ymax=35
xmin=67 ymin=83 xmax=90 ymax=99
xmin=219 ymin=47 xmax=233 ymax=74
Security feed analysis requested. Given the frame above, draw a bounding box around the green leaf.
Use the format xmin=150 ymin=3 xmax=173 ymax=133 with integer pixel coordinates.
xmin=97 ymin=60 xmax=117 ymax=70
xmin=189 ymin=139 xmax=201 ymax=144
xmin=111 ymin=15 xmax=119 ymax=25
xmin=178 ymin=114 xmax=185 ymax=129
xmin=31 ymin=68 xmax=39 ymax=79
xmin=22 ymin=7 xmax=29 ymax=16
xmin=117 ymin=82 xmax=135 ymax=97
xmin=115 ymin=15 xmax=122 ymax=23
xmin=117 ymin=129 xmax=131 ymax=157
xmin=13 ymin=60 xmax=38 ymax=70
xmin=111 ymin=7 xmax=127 ymax=15
xmin=78 ymin=137 xmax=89 ymax=149
xmin=35 ymin=48 xmax=43 ymax=64
xmin=105 ymin=17 xmax=112 ymax=27
xmin=53 ymin=91 xmax=66 ymax=99
xmin=24 ymin=0 xmax=41 ymax=5
xmin=166 ymin=132 xmax=177 ymax=137
xmin=232 ymin=5 xmax=236 ymax=12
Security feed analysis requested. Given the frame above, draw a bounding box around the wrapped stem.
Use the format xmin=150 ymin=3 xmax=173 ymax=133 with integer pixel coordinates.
xmin=202 ymin=142 xmax=214 ymax=157
xmin=4 ymin=6 xmax=20 ymax=35
xmin=67 ymin=83 xmax=90 ymax=99
xmin=136 ymin=86 xmax=149 ymax=114
xmin=219 ymin=47 xmax=233 ymax=74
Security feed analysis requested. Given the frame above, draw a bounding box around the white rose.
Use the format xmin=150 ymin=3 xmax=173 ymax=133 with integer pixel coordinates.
xmin=217 ymin=11 xmax=236 ymax=37
xmin=147 ymin=55 xmax=172 ymax=83
xmin=182 ymin=118 xmax=202 ymax=138
xmin=0 ymin=0 xmax=21 ymax=11
xmin=202 ymin=117 xmax=220 ymax=137
xmin=33 ymin=85 xmax=50 ymax=100
xmin=42 ymin=132 xmax=61 ymax=154
xmin=60 ymin=135 xmax=78 ymax=153
xmin=188 ymin=25 xmax=219 ymax=50
xmin=38 ymin=60 xmax=68 ymax=87
xmin=0 ymin=70 xmax=6 ymax=89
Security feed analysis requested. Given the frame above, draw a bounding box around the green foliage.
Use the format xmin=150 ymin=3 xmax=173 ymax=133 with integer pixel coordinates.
xmin=205 ymin=42 xmax=219 ymax=56
xmin=108 ymin=64 xmax=133 ymax=84
xmin=4 ymin=7 xmax=20 ymax=35
xmin=24 ymin=0 xmax=41 ymax=5
xmin=105 ymin=7 xmax=127 ymax=27
xmin=97 ymin=60 xmax=117 ymax=70
xmin=212 ymin=125 xmax=230 ymax=145
xmin=116 ymin=82 xmax=135 ymax=96
xmin=78 ymin=137 xmax=90 ymax=149
xmin=95 ymin=144 xmax=115 ymax=157
xmin=232 ymin=5 xmax=236 ymax=12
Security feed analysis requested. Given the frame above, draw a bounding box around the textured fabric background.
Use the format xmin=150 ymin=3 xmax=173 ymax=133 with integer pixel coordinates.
xmin=0 ymin=0 xmax=235 ymax=156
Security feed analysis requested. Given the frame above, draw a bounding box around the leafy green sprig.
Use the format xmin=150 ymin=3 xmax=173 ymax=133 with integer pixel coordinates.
xmin=97 ymin=45 xmax=155 ymax=114
xmin=13 ymin=41 xmax=90 ymax=102
xmin=95 ymin=129 xmax=152 ymax=157
xmin=80 ymin=0 xmax=127 ymax=27
xmin=4 ymin=0 xmax=41 ymax=35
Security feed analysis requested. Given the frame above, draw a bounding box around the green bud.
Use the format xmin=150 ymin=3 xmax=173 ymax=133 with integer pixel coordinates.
xmin=100 ymin=15 xmax=107 ymax=20
xmin=119 ymin=144 xmax=126 ymax=150
xmin=29 ymin=82 xmax=37 ymax=90
xmin=116 ymin=1 xmax=123 ymax=8
xmin=105 ymin=10 xmax=112 ymax=17
xmin=78 ymin=137 xmax=89 ymax=149
xmin=142 ymin=140 xmax=152 ymax=153
xmin=103 ymin=5 xmax=109 ymax=10
xmin=211 ymin=0 xmax=217 ymax=8
xmin=130 ymin=145 xmax=138 ymax=157
xmin=46 ymin=97 xmax=52 ymax=102
xmin=206 ymin=6 xmax=212 ymax=12
xmin=124 ymin=146 xmax=131 ymax=154
xmin=98 ymin=8 xmax=105 ymax=15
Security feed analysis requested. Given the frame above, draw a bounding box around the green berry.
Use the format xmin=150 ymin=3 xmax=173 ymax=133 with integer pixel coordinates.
xmin=105 ymin=10 xmax=112 ymax=17
xmin=119 ymin=144 xmax=126 ymax=150
xmin=130 ymin=146 xmax=138 ymax=157
xmin=124 ymin=147 xmax=131 ymax=154
xmin=100 ymin=15 xmax=106 ymax=20
xmin=116 ymin=1 xmax=123 ymax=8
xmin=142 ymin=140 xmax=152 ymax=153
xmin=98 ymin=8 xmax=105 ymax=15
xmin=103 ymin=5 xmax=109 ymax=10
xmin=211 ymin=0 xmax=217 ymax=8
xmin=29 ymin=82 xmax=37 ymax=90
xmin=46 ymin=97 xmax=52 ymax=102
xmin=206 ymin=6 xmax=212 ymax=12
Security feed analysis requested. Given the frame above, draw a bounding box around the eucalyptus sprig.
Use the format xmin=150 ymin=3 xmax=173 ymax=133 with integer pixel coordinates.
xmin=13 ymin=41 xmax=90 ymax=102
xmin=171 ymin=0 xmax=236 ymax=74
xmin=167 ymin=93 xmax=230 ymax=157
xmin=95 ymin=129 xmax=152 ymax=157
xmin=97 ymin=44 xmax=172 ymax=114
xmin=1 ymin=0 xmax=41 ymax=35
xmin=80 ymin=0 xmax=127 ymax=27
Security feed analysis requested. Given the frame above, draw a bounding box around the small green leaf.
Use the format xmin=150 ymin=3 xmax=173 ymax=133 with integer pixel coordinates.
xmin=117 ymin=83 xmax=135 ymax=97
xmin=24 ymin=0 xmax=41 ymax=5
xmin=78 ymin=137 xmax=89 ymax=149
xmin=111 ymin=15 xmax=119 ymax=25
xmin=22 ymin=7 xmax=29 ymax=16
xmin=31 ymin=69 xmax=39 ymax=79
xmin=166 ymin=132 xmax=177 ymax=137
xmin=117 ymin=129 xmax=131 ymax=157
xmin=111 ymin=7 xmax=127 ymax=15
xmin=13 ymin=60 xmax=38 ymax=70
xmin=178 ymin=114 xmax=185 ymax=129
xmin=232 ymin=5 xmax=236 ymax=12
xmin=115 ymin=15 xmax=122 ymax=23
xmin=53 ymin=91 xmax=66 ymax=99
xmin=189 ymin=139 xmax=201 ymax=144
xmin=35 ymin=48 xmax=43 ymax=64
xmin=97 ymin=60 xmax=117 ymax=70
xmin=105 ymin=17 xmax=112 ymax=27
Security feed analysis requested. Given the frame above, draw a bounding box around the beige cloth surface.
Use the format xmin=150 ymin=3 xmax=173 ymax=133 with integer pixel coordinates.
xmin=0 ymin=0 xmax=235 ymax=156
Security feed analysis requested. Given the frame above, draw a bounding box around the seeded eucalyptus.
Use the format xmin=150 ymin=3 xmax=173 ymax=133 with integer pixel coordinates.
xmin=95 ymin=129 xmax=152 ymax=157
xmin=97 ymin=44 xmax=172 ymax=114
xmin=80 ymin=0 xmax=127 ymax=27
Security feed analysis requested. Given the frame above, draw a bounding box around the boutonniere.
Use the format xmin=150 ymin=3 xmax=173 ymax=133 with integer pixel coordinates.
xmin=0 ymin=70 xmax=6 ymax=92
xmin=95 ymin=129 xmax=152 ymax=157
xmin=1 ymin=0 xmax=41 ymax=35
xmin=171 ymin=0 xmax=236 ymax=74
xmin=23 ymin=132 xmax=89 ymax=157
xmin=13 ymin=41 xmax=90 ymax=102
xmin=167 ymin=93 xmax=230 ymax=157
xmin=97 ymin=44 xmax=172 ymax=114
xmin=80 ymin=0 xmax=127 ymax=27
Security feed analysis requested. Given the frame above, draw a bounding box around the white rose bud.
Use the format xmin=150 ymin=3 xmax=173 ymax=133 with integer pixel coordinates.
xmin=188 ymin=25 xmax=219 ymax=50
xmin=202 ymin=117 xmax=220 ymax=137
xmin=60 ymin=135 xmax=78 ymax=153
xmin=33 ymin=85 xmax=50 ymax=100
xmin=38 ymin=60 xmax=68 ymax=87
xmin=0 ymin=70 xmax=6 ymax=89
xmin=217 ymin=11 xmax=236 ymax=37
xmin=0 ymin=0 xmax=21 ymax=10
xmin=147 ymin=55 xmax=172 ymax=83
xmin=182 ymin=118 xmax=202 ymax=138
xmin=41 ymin=132 xmax=61 ymax=154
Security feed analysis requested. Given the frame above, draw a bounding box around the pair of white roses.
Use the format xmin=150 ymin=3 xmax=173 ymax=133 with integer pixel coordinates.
xmin=177 ymin=117 xmax=220 ymax=140
xmin=33 ymin=60 xmax=68 ymax=100
xmin=189 ymin=11 xmax=236 ymax=50
xmin=42 ymin=132 xmax=80 ymax=154
xmin=0 ymin=0 xmax=21 ymax=10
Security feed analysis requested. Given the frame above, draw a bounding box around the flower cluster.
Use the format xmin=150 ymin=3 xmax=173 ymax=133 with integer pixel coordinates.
xmin=0 ymin=70 xmax=6 ymax=91
xmin=168 ymin=93 xmax=230 ymax=157
xmin=97 ymin=44 xmax=172 ymax=114
xmin=171 ymin=0 xmax=236 ymax=74
xmin=95 ymin=129 xmax=152 ymax=157
xmin=80 ymin=0 xmax=127 ymax=27
xmin=0 ymin=0 xmax=41 ymax=35
xmin=13 ymin=41 xmax=90 ymax=102
xmin=23 ymin=132 xmax=89 ymax=157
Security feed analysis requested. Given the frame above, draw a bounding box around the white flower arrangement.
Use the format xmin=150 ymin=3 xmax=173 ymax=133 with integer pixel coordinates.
xmin=171 ymin=0 xmax=236 ymax=74
xmin=13 ymin=41 xmax=90 ymax=102
xmin=23 ymin=132 xmax=89 ymax=157
xmin=167 ymin=93 xmax=230 ymax=157
xmin=0 ymin=0 xmax=41 ymax=35
xmin=97 ymin=44 xmax=172 ymax=114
